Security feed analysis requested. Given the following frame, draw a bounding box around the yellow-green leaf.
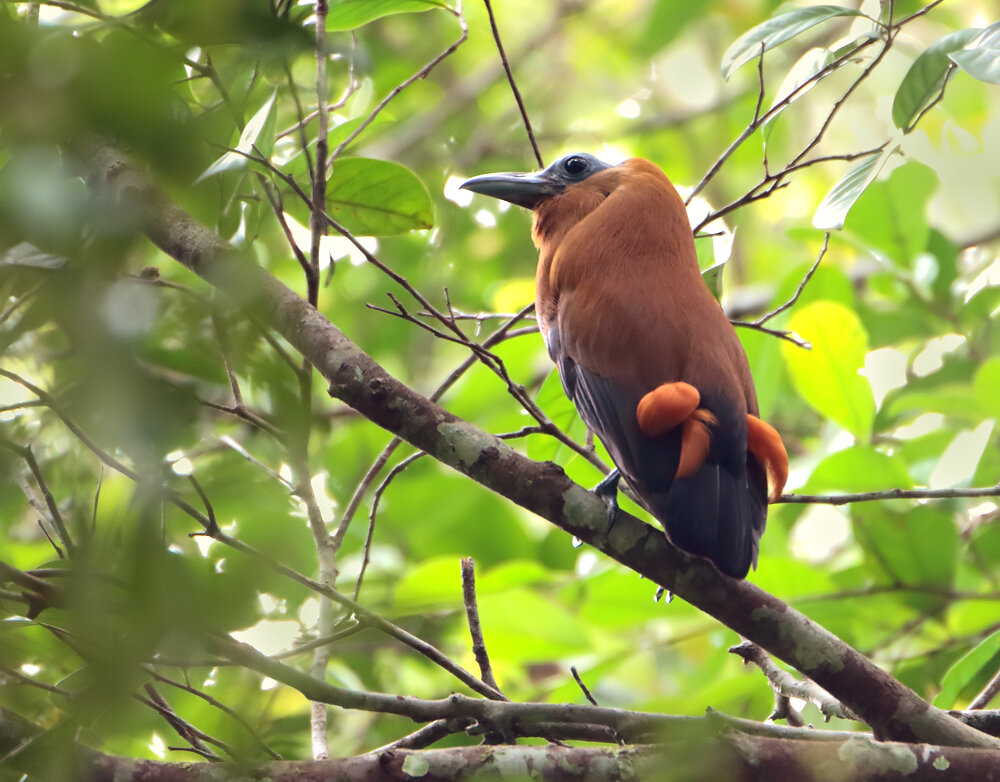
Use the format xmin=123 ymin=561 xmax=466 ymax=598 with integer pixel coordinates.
xmin=781 ymin=300 xmax=874 ymax=438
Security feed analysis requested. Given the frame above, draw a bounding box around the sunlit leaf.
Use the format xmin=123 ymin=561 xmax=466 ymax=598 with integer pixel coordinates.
xmin=892 ymin=28 xmax=981 ymax=131
xmin=782 ymin=300 xmax=875 ymax=438
xmin=813 ymin=143 xmax=897 ymax=231
xmin=701 ymin=259 xmax=726 ymax=302
xmin=949 ymin=23 xmax=1000 ymax=85
xmin=327 ymin=0 xmax=443 ymax=31
xmin=933 ymin=627 xmax=1000 ymax=709
xmin=326 ymin=158 xmax=433 ymax=236
xmin=974 ymin=358 xmax=1000 ymax=419
xmin=196 ymin=89 xmax=278 ymax=182
xmin=721 ymin=5 xmax=865 ymax=80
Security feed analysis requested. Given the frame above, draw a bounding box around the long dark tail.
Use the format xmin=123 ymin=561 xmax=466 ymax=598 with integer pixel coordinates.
xmin=651 ymin=456 xmax=768 ymax=578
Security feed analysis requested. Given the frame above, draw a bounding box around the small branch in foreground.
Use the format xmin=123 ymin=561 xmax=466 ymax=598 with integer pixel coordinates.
xmin=730 ymin=641 xmax=862 ymax=724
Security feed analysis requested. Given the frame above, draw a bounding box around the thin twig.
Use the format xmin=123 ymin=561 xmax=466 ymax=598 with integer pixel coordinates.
xmin=778 ymin=483 xmax=1000 ymax=505
xmin=970 ymin=667 xmax=1000 ymax=710
xmin=328 ymin=3 xmax=468 ymax=163
xmin=461 ymin=558 xmax=503 ymax=695
xmin=730 ymin=641 xmax=862 ymax=723
xmin=145 ymin=668 xmax=282 ymax=760
xmin=330 ymin=304 xmax=536 ymax=554
xmin=570 ymin=666 xmax=599 ymax=707
xmin=354 ymin=452 xmax=426 ymax=599
xmin=482 ymin=0 xmax=543 ymax=168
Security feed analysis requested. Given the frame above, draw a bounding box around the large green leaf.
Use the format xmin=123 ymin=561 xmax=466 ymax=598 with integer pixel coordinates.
xmin=852 ymin=504 xmax=958 ymax=587
xmin=781 ymin=300 xmax=875 ymax=439
xmin=327 ymin=0 xmax=442 ymax=31
xmin=933 ymin=628 xmax=1000 ymax=708
xmin=326 ymin=158 xmax=433 ymax=236
xmin=974 ymin=358 xmax=1000 ymax=418
xmin=892 ymin=28 xmax=981 ymax=131
xmin=845 ymin=162 xmax=938 ymax=267
xmin=813 ymin=143 xmax=897 ymax=231
xmin=803 ymin=446 xmax=912 ymax=494
xmin=721 ymin=5 xmax=865 ymax=80
xmin=950 ymin=23 xmax=1000 ymax=85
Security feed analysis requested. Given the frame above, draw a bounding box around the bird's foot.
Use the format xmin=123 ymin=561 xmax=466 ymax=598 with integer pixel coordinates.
xmin=592 ymin=469 xmax=621 ymax=534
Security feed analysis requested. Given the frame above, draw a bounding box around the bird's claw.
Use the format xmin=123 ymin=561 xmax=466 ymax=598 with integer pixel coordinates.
xmin=592 ymin=469 xmax=621 ymax=534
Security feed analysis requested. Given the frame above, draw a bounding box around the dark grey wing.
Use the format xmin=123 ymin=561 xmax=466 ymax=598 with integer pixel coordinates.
xmin=546 ymin=322 xmax=680 ymax=495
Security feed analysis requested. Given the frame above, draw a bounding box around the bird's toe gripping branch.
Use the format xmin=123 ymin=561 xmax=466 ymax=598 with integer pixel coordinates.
xmin=592 ymin=468 xmax=622 ymax=533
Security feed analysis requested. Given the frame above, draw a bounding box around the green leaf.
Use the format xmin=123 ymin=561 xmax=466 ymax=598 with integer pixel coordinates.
xmin=892 ymin=28 xmax=981 ymax=131
xmin=845 ymin=162 xmax=938 ymax=267
xmin=804 ymin=446 xmax=912 ymax=494
xmin=934 ymin=628 xmax=1000 ymax=708
xmin=197 ymin=89 xmax=278 ymax=183
xmin=781 ymin=300 xmax=875 ymax=438
xmin=721 ymin=5 xmax=866 ymax=80
xmin=701 ymin=259 xmax=727 ymax=302
xmin=476 ymin=588 xmax=590 ymax=661
xmin=974 ymin=358 xmax=1000 ymax=419
xmin=327 ymin=158 xmax=433 ymax=236
xmin=813 ymin=143 xmax=897 ymax=231
xmin=853 ymin=504 xmax=958 ymax=587
xmin=327 ymin=0 xmax=442 ymax=31
xmin=949 ymin=23 xmax=1000 ymax=85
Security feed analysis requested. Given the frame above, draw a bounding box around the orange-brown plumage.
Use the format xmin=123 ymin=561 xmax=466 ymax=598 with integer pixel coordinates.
xmin=462 ymin=154 xmax=787 ymax=578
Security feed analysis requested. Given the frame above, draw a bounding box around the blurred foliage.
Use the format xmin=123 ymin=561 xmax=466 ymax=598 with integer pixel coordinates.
xmin=0 ymin=0 xmax=999 ymax=772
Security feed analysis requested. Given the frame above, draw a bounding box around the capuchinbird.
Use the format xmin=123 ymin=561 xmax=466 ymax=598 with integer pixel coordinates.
xmin=461 ymin=153 xmax=787 ymax=578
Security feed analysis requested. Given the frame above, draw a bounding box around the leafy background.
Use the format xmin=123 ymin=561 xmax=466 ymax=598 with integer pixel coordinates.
xmin=1 ymin=0 xmax=999 ymax=767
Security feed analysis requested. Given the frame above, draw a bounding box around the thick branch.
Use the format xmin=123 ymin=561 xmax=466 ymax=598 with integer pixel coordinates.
xmin=74 ymin=140 xmax=998 ymax=750
xmin=2 ymin=703 xmax=1000 ymax=782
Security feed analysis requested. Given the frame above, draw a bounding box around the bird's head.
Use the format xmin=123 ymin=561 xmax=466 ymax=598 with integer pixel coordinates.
xmin=460 ymin=153 xmax=617 ymax=209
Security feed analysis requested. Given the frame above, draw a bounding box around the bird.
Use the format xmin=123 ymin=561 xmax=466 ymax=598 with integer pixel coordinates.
xmin=461 ymin=153 xmax=787 ymax=578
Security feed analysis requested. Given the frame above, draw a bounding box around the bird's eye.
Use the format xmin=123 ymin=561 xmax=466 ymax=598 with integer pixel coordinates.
xmin=563 ymin=156 xmax=589 ymax=176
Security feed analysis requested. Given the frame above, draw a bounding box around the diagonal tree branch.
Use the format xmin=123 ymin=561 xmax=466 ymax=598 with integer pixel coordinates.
xmin=73 ymin=139 xmax=999 ymax=750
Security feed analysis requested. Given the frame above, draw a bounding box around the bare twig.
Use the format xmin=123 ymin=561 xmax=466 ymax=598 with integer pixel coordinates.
xmin=570 ymin=666 xmax=599 ymax=707
xmin=482 ymin=0 xmax=543 ymax=168
xmin=730 ymin=641 xmax=862 ymax=723
xmin=145 ymin=668 xmax=282 ymax=759
xmin=354 ymin=451 xmax=426 ymax=599
xmin=754 ymin=233 xmax=829 ymax=326
xmin=461 ymin=558 xmax=503 ymax=695
xmin=0 ymin=440 xmax=75 ymax=556
xmin=328 ymin=3 xmax=468 ymax=163
xmin=779 ymin=483 xmax=1000 ymax=506
xmin=330 ymin=304 xmax=536 ymax=554
xmin=971 ymin=668 xmax=1000 ymax=711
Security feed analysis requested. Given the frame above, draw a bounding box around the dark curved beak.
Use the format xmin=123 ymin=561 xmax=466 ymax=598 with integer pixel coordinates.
xmin=460 ymin=171 xmax=564 ymax=209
